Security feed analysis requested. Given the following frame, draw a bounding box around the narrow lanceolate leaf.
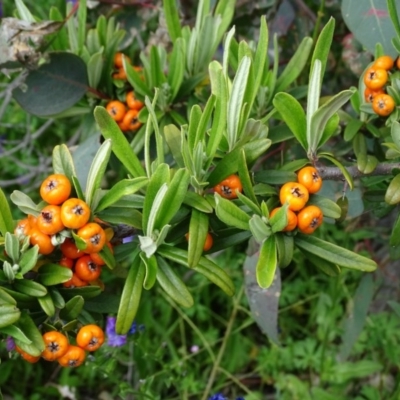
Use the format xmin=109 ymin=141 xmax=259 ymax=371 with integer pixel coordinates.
xmin=188 ymin=209 xmax=209 ymax=268
xmin=59 ymin=296 xmax=84 ymax=320
xmin=309 ymin=89 xmax=355 ymax=154
xmin=157 ymin=245 xmax=235 ymax=296
xmin=238 ymin=150 xmax=258 ymax=205
xmin=163 ymin=0 xmax=182 ymax=42
xmin=0 ymin=304 xmax=21 ymax=328
xmin=37 ymin=264 xmax=73 ymax=286
xmin=318 ymin=153 xmax=354 ymax=190
xmin=94 ymin=177 xmax=148 ymax=212
xmin=0 ymin=288 xmax=17 ymax=306
xmin=183 ymin=191 xmax=213 ymax=213
xmin=273 ymin=93 xmax=307 ymax=150
xmin=5 ymin=232 xmax=19 ymax=264
xmin=94 ymin=106 xmax=146 ymax=178
xmin=85 ymin=139 xmax=112 ymax=207
xmin=227 ymin=56 xmax=251 ymax=149
xmin=390 ymin=212 xmax=400 ymax=247
xmin=19 ymin=245 xmax=39 ymax=275
xmin=306 ymin=60 xmax=322 ymax=149
xmin=154 ymin=168 xmax=190 ymax=230
xmin=0 ymin=188 xmax=14 ymax=235
xmin=275 ymin=233 xmax=294 ymax=268
xmin=168 ymin=38 xmax=186 ymax=100
xmin=156 ymin=257 xmax=193 ymax=308
xmin=0 ymin=325 xmax=32 ymax=344
xmin=52 ymin=144 xmax=77 ymax=182
xmin=310 ymin=17 xmax=335 ymax=86
xmin=140 ymin=252 xmax=158 ymax=290
xmin=142 ymin=163 xmax=170 ymax=234
xmin=116 ymin=256 xmax=145 ymax=334
xmin=215 ymin=194 xmax=250 ymax=230
xmin=164 ymin=124 xmax=185 ymax=168
xmin=256 ymin=235 xmax=278 ymax=288
xmin=15 ymin=312 xmax=45 ymax=356
xmin=295 ymin=234 xmax=377 ymax=272
xmin=13 ymin=280 xmax=47 ymax=298
xmin=385 ymin=173 xmax=400 ymax=205
xmin=38 ymin=293 xmax=55 ymax=317
xmin=10 ymin=190 xmax=41 ymax=216
xmin=275 ymin=37 xmax=313 ymax=93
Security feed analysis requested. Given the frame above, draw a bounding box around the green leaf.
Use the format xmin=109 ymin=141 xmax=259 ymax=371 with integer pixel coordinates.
xmin=390 ymin=212 xmax=400 ymax=246
xmin=94 ymin=177 xmax=148 ymax=212
xmin=13 ymin=52 xmax=88 ymax=116
xmin=124 ymin=59 xmax=153 ymax=98
xmin=142 ymin=163 xmax=170 ymax=234
xmin=215 ymin=194 xmax=250 ymax=230
xmin=15 ymin=0 xmax=35 ymax=21
xmin=52 ymin=144 xmax=77 ymax=184
xmin=158 ymin=245 xmax=235 ymax=296
xmin=187 ymin=209 xmax=209 ymax=268
xmin=154 ymin=168 xmax=190 ymax=230
xmin=183 ymin=191 xmax=213 ymax=213
xmin=344 ymin=119 xmax=363 ymax=142
xmin=273 ymin=93 xmax=307 ymax=150
xmin=385 ymin=173 xmax=400 ymax=204
xmin=307 ymin=194 xmax=342 ymax=219
xmin=0 ymin=325 xmax=31 ymax=344
xmin=256 ymin=235 xmax=278 ymax=288
xmin=163 ymin=0 xmax=182 ymax=42
xmin=37 ymin=264 xmax=73 ymax=286
xmin=254 ymin=170 xmax=297 ymax=185
xmin=309 ymin=89 xmax=355 ymax=155
xmin=10 ymin=190 xmax=41 ymax=216
xmin=149 ymin=46 xmax=167 ymax=88
xmin=391 ymin=121 xmax=400 ymax=149
xmin=339 ymin=274 xmax=374 ymax=361
xmin=295 ymin=234 xmax=377 ymax=272
xmin=238 ymin=150 xmax=258 ymax=205
xmin=140 ymin=253 xmax=158 ymax=290
xmin=275 ymin=233 xmax=294 ymax=268
xmin=168 ymin=38 xmax=186 ymax=100
xmin=38 ymin=293 xmax=55 ymax=317
xmin=164 ymin=124 xmax=185 ymax=168
xmin=58 ymin=286 xmax=101 ymax=299
xmin=116 ymin=256 xmax=145 ymax=334
xmin=275 ymin=37 xmax=313 ymax=92
xmin=318 ymin=153 xmax=354 ymax=190
xmin=15 ymin=312 xmax=45 ymax=356
xmin=310 ymin=17 xmax=335 ymax=86
xmin=5 ymin=232 xmax=19 ymax=264
xmin=13 ymin=280 xmax=47 ymax=298
xmin=0 ymin=304 xmax=21 ymax=329
xmin=19 ymin=245 xmax=39 ymax=275
xmin=249 ymin=215 xmax=271 ymax=243
xmin=0 ymin=188 xmax=14 ymax=235
xmin=85 ymin=139 xmax=112 ymax=208
xmin=156 ymin=256 xmax=193 ymax=307
xmin=97 ymin=207 xmax=143 ymax=230
xmin=0 ymin=288 xmax=17 ymax=306
xmin=59 ymin=296 xmax=84 ymax=320
xmin=227 ymin=56 xmax=251 ymax=149
xmin=94 ymin=106 xmax=146 ymax=178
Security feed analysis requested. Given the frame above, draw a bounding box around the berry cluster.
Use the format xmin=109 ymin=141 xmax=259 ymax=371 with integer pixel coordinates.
xmin=15 ymin=325 xmax=105 ymax=367
xmin=275 ymin=166 xmax=323 ymax=234
xmin=14 ymin=173 xmax=111 ymax=287
xmin=106 ymin=52 xmax=145 ymax=133
xmin=363 ymin=55 xmax=399 ymax=117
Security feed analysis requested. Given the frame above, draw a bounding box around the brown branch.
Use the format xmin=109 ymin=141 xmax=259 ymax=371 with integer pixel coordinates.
xmin=317 ymin=163 xmax=400 ymax=181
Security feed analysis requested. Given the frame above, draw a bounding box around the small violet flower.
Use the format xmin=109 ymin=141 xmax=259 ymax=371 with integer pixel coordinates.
xmin=6 ymin=337 xmax=15 ymax=352
xmin=208 ymin=395 xmax=245 ymax=400
xmin=105 ymin=316 xmax=141 ymax=347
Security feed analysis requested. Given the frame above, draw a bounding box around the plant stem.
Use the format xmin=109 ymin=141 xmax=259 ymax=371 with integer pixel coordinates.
xmin=201 ymin=285 xmax=244 ymax=400
xmin=312 ymin=0 xmax=326 ymax=44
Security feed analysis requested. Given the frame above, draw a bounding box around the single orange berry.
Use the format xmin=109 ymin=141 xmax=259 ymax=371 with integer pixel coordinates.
xmin=75 ymin=255 xmax=101 ymax=282
xmin=297 ymin=205 xmax=323 ymax=234
xmin=90 ymin=242 xmax=113 ymax=266
xmin=14 ymin=218 xmax=32 ymax=238
xmin=373 ymin=55 xmax=394 ymax=70
xmin=113 ymin=52 xmax=131 ymax=69
xmin=106 ymin=100 xmax=126 ymax=122
xmin=60 ymin=198 xmax=91 ymax=230
xmin=364 ymin=87 xmax=385 ymax=103
xmin=76 ymin=324 xmax=105 ymax=352
xmin=40 ymin=174 xmax=71 ymax=205
xmin=41 ymin=331 xmax=69 ymax=361
xmin=297 ymin=166 xmax=322 ymax=194
xmin=77 ymin=222 xmax=106 ymax=254
xmin=57 ymin=345 xmax=86 ymax=367
xmin=15 ymin=345 xmax=40 ymax=363
xmin=279 ymin=182 xmax=309 ymax=211
xmin=363 ymin=67 xmax=388 ymax=90
xmin=29 ymin=228 xmax=55 ymax=255
xmin=126 ymin=91 xmax=144 ymax=111
xmin=60 ymin=239 xmax=83 ymax=259
xmin=62 ymin=272 xmax=89 ymax=288
xmin=121 ymin=109 xmax=141 ymax=131
xmin=36 ymin=205 xmax=65 ymax=236
xmin=372 ymin=93 xmax=396 ymax=116
xmin=214 ymin=175 xmax=243 ymax=199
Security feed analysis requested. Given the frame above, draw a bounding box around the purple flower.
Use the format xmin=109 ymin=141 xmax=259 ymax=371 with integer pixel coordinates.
xmin=122 ymin=235 xmax=135 ymax=244
xmin=208 ymin=394 xmax=227 ymax=400
xmin=6 ymin=337 xmax=15 ymax=352
xmin=105 ymin=316 xmax=142 ymax=347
